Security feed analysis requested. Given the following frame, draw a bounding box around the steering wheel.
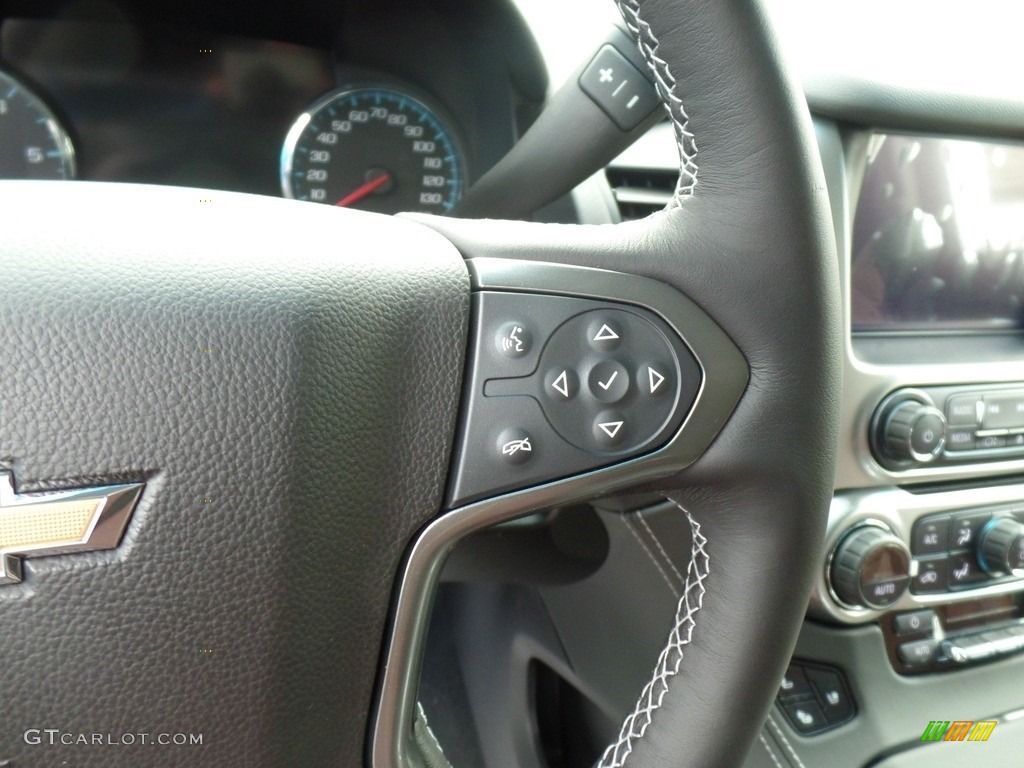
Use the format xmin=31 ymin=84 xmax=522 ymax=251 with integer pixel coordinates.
xmin=0 ymin=0 xmax=839 ymax=766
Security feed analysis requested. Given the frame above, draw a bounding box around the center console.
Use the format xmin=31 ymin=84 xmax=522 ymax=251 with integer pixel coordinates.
xmin=813 ymin=129 xmax=1024 ymax=685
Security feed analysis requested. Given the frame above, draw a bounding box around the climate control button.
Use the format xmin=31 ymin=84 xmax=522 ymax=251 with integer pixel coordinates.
xmin=830 ymin=525 xmax=911 ymax=609
xmin=978 ymin=517 xmax=1024 ymax=576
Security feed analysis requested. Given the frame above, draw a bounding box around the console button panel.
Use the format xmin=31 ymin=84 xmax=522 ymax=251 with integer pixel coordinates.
xmin=884 ymin=594 xmax=1024 ymax=674
xmin=776 ymin=660 xmax=856 ymax=735
xmin=910 ymin=507 xmax=1024 ymax=594
xmin=447 ymin=292 xmax=702 ymax=507
xmin=874 ymin=385 xmax=1024 ymax=470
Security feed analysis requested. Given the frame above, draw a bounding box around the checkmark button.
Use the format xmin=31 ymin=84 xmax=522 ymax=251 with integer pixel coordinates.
xmin=588 ymin=360 xmax=629 ymax=403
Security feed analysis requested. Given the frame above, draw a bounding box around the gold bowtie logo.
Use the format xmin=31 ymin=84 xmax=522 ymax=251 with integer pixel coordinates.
xmin=0 ymin=472 xmax=143 ymax=585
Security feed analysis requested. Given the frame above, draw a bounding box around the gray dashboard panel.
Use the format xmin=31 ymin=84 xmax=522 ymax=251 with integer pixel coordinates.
xmin=743 ymin=620 xmax=1024 ymax=768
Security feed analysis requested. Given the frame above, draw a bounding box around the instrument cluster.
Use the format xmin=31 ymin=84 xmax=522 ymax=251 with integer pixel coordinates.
xmin=0 ymin=6 xmax=533 ymax=214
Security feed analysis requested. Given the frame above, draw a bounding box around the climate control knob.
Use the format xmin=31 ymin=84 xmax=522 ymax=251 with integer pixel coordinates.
xmin=829 ymin=525 xmax=911 ymax=609
xmin=978 ymin=517 xmax=1024 ymax=576
xmin=877 ymin=398 xmax=947 ymax=464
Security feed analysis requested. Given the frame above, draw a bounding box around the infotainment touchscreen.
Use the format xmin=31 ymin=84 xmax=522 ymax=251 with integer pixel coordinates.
xmin=851 ymin=134 xmax=1024 ymax=332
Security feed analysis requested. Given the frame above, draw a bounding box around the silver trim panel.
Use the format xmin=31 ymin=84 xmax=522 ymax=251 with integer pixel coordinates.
xmin=811 ymin=482 xmax=1024 ymax=624
xmin=830 ymin=127 xmax=1024 ymax=489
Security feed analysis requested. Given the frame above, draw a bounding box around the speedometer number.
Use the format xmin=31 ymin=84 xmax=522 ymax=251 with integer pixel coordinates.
xmin=281 ymin=87 xmax=465 ymax=215
xmin=0 ymin=68 xmax=76 ymax=181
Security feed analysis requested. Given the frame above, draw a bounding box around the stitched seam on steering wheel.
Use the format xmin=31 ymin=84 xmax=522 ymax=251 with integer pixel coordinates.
xmin=596 ymin=501 xmax=709 ymax=768
xmin=415 ymin=702 xmax=454 ymax=768
xmin=614 ymin=0 xmax=699 ymax=203
xmin=767 ymin=713 xmax=808 ymax=768
xmin=622 ymin=514 xmax=681 ymax=596
xmin=759 ymin=732 xmax=786 ymax=768
xmin=634 ymin=512 xmax=685 ymax=587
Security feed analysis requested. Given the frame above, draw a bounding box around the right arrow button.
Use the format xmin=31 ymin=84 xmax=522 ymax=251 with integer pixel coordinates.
xmin=641 ymin=364 xmax=670 ymax=396
xmin=647 ymin=366 xmax=666 ymax=394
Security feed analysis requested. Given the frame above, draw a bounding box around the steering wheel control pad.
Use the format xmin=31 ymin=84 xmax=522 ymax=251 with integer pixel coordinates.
xmin=447 ymin=292 xmax=701 ymax=507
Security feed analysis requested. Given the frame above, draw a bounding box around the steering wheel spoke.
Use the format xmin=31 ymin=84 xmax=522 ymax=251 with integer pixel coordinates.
xmin=0 ymin=0 xmax=839 ymax=766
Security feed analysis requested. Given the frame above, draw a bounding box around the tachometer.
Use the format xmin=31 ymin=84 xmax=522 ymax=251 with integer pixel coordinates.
xmin=0 ymin=68 xmax=75 ymax=180
xmin=281 ymin=86 xmax=465 ymax=215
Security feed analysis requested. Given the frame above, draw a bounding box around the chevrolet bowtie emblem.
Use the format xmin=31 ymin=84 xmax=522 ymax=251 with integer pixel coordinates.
xmin=0 ymin=472 xmax=143 ymax=585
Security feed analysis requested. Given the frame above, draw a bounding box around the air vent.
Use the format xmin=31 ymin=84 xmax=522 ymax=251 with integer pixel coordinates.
xmin=605 ymin=167 xmax=677 ymax=221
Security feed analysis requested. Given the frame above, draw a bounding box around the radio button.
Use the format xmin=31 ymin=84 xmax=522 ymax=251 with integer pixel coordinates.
xmin=910 ymin=411 xmax=946 ymax=457
xmin=948 ymin=394 xmax=983 ymax=427
xmin=982 ymin=393 xmax=1024 ymax=429
xmin=880 ymin=401 xmax=947 ymax=463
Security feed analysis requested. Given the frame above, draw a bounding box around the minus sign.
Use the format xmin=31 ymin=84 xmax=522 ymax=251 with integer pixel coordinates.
xmin=612 ymin=81 xmax=627 ymax=97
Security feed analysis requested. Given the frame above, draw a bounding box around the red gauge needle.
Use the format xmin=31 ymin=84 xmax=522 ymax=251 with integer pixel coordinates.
xmin=335 ymin=173 xmax=392 ymax=207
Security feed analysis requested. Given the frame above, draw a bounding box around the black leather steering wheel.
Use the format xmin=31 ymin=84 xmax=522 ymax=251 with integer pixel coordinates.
xmin=0 ymin=0 xmax=839 ymax=766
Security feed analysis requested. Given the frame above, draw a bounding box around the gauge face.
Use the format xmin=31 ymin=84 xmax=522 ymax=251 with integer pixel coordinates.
xmin=0 ymin=68 xmax=75 ymax=180
xmin=281 ymin=87 xmax=465 ymax=214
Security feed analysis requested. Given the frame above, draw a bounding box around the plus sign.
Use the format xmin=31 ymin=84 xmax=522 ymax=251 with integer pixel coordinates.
xmin=599 ymin=67 xmax=614 ymax=83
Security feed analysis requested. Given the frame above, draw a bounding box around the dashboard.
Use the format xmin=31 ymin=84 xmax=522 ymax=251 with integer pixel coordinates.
xmin=601 ymin=7 xmax=1024 ymax=767
xmin=0 ymin=0 xmax=547 ymax=212
xmin=5 ymin=0 xmax=1024 ymax=767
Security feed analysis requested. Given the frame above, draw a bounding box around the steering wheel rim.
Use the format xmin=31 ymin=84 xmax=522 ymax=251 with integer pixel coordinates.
xmin=397 ymin=0 xmax=842 ymax=764
xmin=0 ymin=0 xmax=838 ymax=766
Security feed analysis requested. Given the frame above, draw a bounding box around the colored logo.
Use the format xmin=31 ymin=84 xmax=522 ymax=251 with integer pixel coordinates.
xmin=920 ymin=720 xmax=997 ymax=742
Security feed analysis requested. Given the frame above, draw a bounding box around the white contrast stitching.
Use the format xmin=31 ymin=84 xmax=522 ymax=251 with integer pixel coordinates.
xmin=614 ymin=0 xmax=698 ymax=203
xmin=596 ymin=500 xmax=709 ymax=768
xmin=767 ymin=713 xmax=808 ymax=768
xmin=634 ymin=512 xmax=685 ymax=587
xmin=416 ymin=702 xmax=453 ymax=768
xmin=759 ymin=732 xmax=785 ymax=768
xmin=622 ymin=514 xmax=680 ymax=596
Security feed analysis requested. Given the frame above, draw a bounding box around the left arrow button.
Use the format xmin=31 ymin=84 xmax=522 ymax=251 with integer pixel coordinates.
xmin=544 ymin=367 xmax=578 ymax=401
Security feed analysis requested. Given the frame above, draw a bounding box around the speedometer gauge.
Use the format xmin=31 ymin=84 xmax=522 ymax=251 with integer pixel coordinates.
xmin=0 ymin=68 xmax=76 ymax=180
xmin=281 ymin=86 xmax=465 ymax=215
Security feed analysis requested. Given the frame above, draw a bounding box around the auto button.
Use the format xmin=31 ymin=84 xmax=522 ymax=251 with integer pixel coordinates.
xmin=829 ymin=525 xmax=911 ymax=609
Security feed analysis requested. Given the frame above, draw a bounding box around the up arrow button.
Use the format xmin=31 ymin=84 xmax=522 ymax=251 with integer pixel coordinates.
xmin=588 ymin=318 xmax=622 ymax=351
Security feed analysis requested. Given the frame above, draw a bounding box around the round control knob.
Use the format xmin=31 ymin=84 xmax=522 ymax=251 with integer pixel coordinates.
xmin=829 ymin=525 xmax=911 ymax=609
xmin=978 ymin=517 xmax=1024 ymax=576
xmin=879 ymin=400 xmax=947 ymax=463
